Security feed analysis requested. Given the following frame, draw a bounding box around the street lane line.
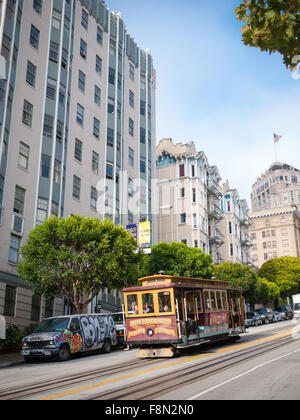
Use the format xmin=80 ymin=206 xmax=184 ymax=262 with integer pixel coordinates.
xmin=40 ymin=327 xmax=298 ymax=400
xmin=188 ymin=347 xmax=300 ymax=400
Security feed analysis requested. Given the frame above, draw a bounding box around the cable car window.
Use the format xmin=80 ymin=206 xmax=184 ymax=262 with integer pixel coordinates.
xmin=195 ymin=291 xmax=203 ymax=316
xmin=185 ymin=291 xmax=195 ymax=319
xmin=216 ymin=291 xmax=223 ymax=310
xmin=204 ymin=291 xmax=211 ymax=312
xmin=127 ymin=294 xmax=139 ymax=314
xmin=210 ymin=291 xmax=217 ymax=311
xmin=158 ymin=291 xmax=171 ymax=312
xmin=142 ymin=293 xmax=154 ymax=313
xmin=222 ymin=291 xmax=229 ymax=310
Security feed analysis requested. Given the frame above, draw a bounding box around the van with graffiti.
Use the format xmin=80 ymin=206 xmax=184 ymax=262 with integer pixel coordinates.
xmin=21 ymin=314 xmax=117 ymax=362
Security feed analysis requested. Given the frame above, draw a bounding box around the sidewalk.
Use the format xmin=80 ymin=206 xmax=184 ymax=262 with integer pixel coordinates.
xmin=0 ymin=352 xmax=24 ymax=368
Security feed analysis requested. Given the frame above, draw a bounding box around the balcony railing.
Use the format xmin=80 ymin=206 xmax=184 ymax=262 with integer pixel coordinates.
xmin=207 ymin=204 xmax=223 ymax=221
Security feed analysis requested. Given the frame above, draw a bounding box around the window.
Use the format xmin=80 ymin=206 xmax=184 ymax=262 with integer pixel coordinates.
xmin=96 ymin=55 xmax=102 ymax=74
xmin=33 ymin=0 xmax=43 ymax=14
xmin=129 ymin=118 xmax=134 ymax=136
xmin=191 ymin=165 xmax=195 ymax=177
xmin=107 ymin=128 xmax=114 ymax=147
xmin=49 ymin=41 xmax=59 ymax=62
xmin=76 ymin=103 xmax=84 ymax=125
xmin=221 ymin=291 xmax=228 ymax=310
xmin=43 ymin=114 xmax=54 ymax=137
xmin=74 ymin=139 xmax=82 ymax=162
xmin=128 ymin=147 xmax=134 ymax=167
xmin=192 ymin=188 xmax=196 ymax=203
xmin=46 ymin=77 xmax=57 ymax=99
xmin=90 ymin=186 xmax=97 ymax=210
xmin=179 ymin=164 xmax=185 ymax=177
xmin=53 ymin=160 xmax=61 ymax=184
xmin=109 ymin=38 xmax=116 ymax=56
xmin=193 ymin=213 xmax=197 ymax=228
xmin=13 ymin=186 xmax=25 ymax=215
xmin=92 ymin=151 xmax=99 ymax=174
xmin=204 ymin=291 xmax=211 ymax=312
xmin=108 ymin=97 xmax=115 ymax=114
xmin=73 ymin=175 xmax=81 ymax=200
xmin=210 ymin=291 xmax=217 ymax=311
xmin=97 ymin=26 xmax=103 ymax=45
xmin=282 ymin=239 xmax=289 ymax=247
xmin=180 ymin=213 xmax=186 ymax=224
xmin=216 ymin=291 xmax=223 ymax=310
xmin=158 ymin=291 xmax=171 ymax=313
xmin=31 ymin=294 xmax=41 ymax=322
xmin=78 ymin=70 xmax=86 ymax=92
xmin=127 ymin=294 xmax=138 ymax=314
xmin=80 ymin=38 xmax=87 ymax=59
xmin=93 ymin=118 xmax=100 ymax=138
xmin=18 ymin=142 xmax=30 ymax=170
xmin=94 ymin=85 xmax=101 ymax=105
xmin=129 ymin=63 xmax=134 ymax=80
xmin=129 ymin=90 xmax=134 ymax=107
xmin=22 ymin=100 xmax=33 ymax=127
xmin=230 ymin=243 xmax=234 ymax=256
xmin=228 ymin=221 xmax=232 ymax=234
xmin=81 ymin=8 xmax=88 ymax=29
xmin=106 ymin=164 xmax=113 ymax=180
xmin=40 ymin=154 xmax=51 ymax=179
xmin=140 ymin=157 xmax=146 ymax=174
xmin=26 ymin=61 xmax=36 ymax=87
xmin=281 ymin=228 xmax=288 ymax=236
xmin=128 ymin=178 xmax=134 ymax=197
xmin=140 ymin=127 xmax=146 ymax=144
xmin=45 ymin=299 xmax=54 ymax=318
xmin=180 ymin=187 xmax=185 ymax=198
xmin=142 ymin=293 xmax=154 ymax=313
xmin=109 ymin=67 xmax=115 ymax=85
xmin=140 ymin=100 xmax=146 ymax=116
xmin=52 ymin=9 xmax=61 ymax=30
xmin=37 ymin=198 xmax=48 ymax=222
xmin=30 ymin=25 xmax=40 ymax=49
xmin=195 ymin=291 xmax=203 ymax=315
xmin=3 ymin=285 xmax=16 ymax=316
xmin=8 ymin=235 xmax=20 ymax=264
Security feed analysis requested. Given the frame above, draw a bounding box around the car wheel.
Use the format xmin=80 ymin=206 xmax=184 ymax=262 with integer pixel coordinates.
xmin=57 ymin=345 xmax=71 ymax=362
xmin=102 ymin=339 xmax=111 ymax=354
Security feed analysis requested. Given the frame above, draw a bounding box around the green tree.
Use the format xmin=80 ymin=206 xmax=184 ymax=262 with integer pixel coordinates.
xmin=213 ymin=262 xmax=259 ymax=305
xmin=235 ymin=0 xmax=300 ymax=69
xmin=256 ymin=277 xmax=281 ymax=305
xmin=258 ymin=257 xmax=300 ymax=300
xmin=18 ymin=215 xmax=143 ymax=314
xmin=142 ymin=242 xmax=213 ymax=279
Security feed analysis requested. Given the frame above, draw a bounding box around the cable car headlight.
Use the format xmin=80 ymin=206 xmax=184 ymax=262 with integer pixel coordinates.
xmin=147 ymin=328 xmax=154 ymax=337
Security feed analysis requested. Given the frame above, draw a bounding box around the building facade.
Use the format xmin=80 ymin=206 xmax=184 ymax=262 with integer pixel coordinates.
xmin=249 ymin=206 xmax=300 ymax=268
xmin=251 ymin=162 xmax=300 ymax=212
xmin=220 ymin=181 xmax=252 ymax=266
xmin=0 ymin=0 xmax=155 ymax=328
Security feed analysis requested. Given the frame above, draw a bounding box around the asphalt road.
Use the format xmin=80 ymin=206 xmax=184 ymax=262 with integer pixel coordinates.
xmin=0 ymin=319 xmax=299 ymax=400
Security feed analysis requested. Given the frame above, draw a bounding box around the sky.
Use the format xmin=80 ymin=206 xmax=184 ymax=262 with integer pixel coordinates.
xmin=107 ymin=0 xmax=300 ymax=207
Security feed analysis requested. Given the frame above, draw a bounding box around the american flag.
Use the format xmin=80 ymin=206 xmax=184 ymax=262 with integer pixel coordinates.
xmin=274 ymin=133 xmax=282 ymax=143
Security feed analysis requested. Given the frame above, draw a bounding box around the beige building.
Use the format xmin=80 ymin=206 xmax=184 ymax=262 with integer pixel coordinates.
xmin=251 ymin=162 xmax=300 ymax=211
xmin=249 ymin=206 xmax=300 ymax=268
xmin=155 ymin=138 xmax=251 ymax=266
xmin=0 ymin=0 xmax=155 ymax=328
xmin=220 ymin=181 xmax=252 ymax=266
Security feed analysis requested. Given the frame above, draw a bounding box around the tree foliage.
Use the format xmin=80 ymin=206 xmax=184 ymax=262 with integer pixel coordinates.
xmin=235 ymin=0 xmax=300 ymax=69
xmin=142 ymin=242 xmax=214 ymax=279
xmin=213 ymin=262 xmax=259 ymax=305
xmin=256 ymin=277 xmax=281 ymax=304
xmin=18 ymin=215 xmax=143 ymax=314
xmin=258 ymin=257 xmax=300 ymax=299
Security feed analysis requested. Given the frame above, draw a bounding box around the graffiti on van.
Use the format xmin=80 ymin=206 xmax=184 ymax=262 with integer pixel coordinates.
xmin=52 ymin=315 xmax=117 ymax=353
xmin=80 ymin=315 xmax=117 ymax=348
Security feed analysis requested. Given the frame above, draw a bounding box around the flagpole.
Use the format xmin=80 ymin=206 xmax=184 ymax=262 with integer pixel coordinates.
xmin=274 ymin=141 xmax=278 ymax=161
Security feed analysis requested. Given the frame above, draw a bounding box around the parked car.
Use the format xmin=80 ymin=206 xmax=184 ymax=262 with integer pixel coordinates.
xmin=275 ymin=306 xmax=294 ymax=320
xmin=257 ymin=308 xmax=274 ymax=324
xmin=245 ymin=312 xmax=263 ymax=327
xmin=273 ymin=311 xmax=283 ymax=322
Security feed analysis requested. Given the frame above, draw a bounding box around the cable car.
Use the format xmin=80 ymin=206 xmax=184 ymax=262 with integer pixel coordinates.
xmin=123 ymin=275 xmax=246 ymax=358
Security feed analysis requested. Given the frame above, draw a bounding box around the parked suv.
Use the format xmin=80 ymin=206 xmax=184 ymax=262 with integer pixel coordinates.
xmin=275 ymin=306 xmax=294 ymax=320
xmin=257 ymin=308 xmax=274 ymax=324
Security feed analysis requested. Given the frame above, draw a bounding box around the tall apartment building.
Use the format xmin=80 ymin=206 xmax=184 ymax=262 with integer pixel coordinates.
xmin=156 ymin=138 xmax=225 ymax=264
xmin=220 ymin=181 xmax=252 ymax=266
xmin=249 ymin=162 xmax=300 ymax=267
xmin=251 ymin=162 xmax=300 ymax=211
xmin=249 ymin=206 xmax=300 ymax=267
xmin=0 ymin=0 xmax=155 ymax=328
